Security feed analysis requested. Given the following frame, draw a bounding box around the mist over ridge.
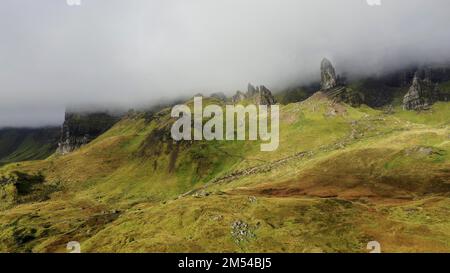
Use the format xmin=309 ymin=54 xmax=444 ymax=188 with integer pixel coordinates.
xmin=1 ymin=0 xmax=450 ymax=127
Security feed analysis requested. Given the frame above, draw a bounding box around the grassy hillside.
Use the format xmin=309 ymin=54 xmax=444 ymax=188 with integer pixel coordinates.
xmin=0 ymin=95 xmax=449 ymax=253
xmin=0 ymin=128 xmax=60 ymax=167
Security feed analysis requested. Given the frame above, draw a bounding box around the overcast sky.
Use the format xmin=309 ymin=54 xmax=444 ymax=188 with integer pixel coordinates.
xmin=1 ymin=0 xmax=450 ymax=127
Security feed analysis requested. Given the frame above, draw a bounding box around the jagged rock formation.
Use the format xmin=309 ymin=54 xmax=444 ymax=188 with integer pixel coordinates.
xmin=318 ymin=58 xmax=363 ymax=106
xmin=320 ymin=58 xmax=338 ymax=90
xmin=403 ymin=70 xmax=440 ymax=110
xmin=231 ymin=91 xmax=247 ymax=103
xmin=57 ymin=111 xmax=120 ymax=155
xmin=231 ymin=83 xmax=277 ymax=105
xmin=247 ymin=83 xmax=258 ymax=97
xmin=255 ymin=85 xmax=277 ymax=105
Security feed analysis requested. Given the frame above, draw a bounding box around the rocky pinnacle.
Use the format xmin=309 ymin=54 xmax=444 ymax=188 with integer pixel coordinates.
xmin=320 ymin=58 xmax=338 ymax=90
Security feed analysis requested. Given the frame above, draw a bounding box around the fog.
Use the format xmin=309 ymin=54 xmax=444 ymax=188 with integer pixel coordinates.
xmin=1 ymin=0 xmax=450 ymax=127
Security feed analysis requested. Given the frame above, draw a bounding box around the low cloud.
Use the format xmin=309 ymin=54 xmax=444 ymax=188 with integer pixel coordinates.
xmin=1 ymin=0 xmax=450 ymax=127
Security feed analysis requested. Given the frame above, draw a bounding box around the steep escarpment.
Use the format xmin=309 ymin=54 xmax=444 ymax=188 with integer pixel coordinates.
xmin=56 ymin=111 xmax=121 ymax=155
xmin=0 ymin=111 xmax=123 ymax=164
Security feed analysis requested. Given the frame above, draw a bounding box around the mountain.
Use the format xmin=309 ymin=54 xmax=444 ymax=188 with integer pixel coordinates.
xmin=0 ymin=60 xmax=449 ymax=253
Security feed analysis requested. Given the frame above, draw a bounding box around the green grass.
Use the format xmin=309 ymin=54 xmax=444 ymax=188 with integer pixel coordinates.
xmin=0 ymin=95 xmax=449 ymax=252
xmin=0 ymin=128 xmax=59 ymax=166
xmin=393 ymin=102 xmax=450 ymax=126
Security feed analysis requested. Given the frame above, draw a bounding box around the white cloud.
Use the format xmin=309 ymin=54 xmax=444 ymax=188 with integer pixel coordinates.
xmin=1 ymin=0 xmax=450 ymax=127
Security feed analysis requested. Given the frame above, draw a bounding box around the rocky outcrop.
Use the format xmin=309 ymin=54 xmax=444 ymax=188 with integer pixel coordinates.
xmin=318 ymin=58 xmax=363 ymax=106
xmin=247 ymin=83 xmax=258 ymax=97
xmin=231 ymin=91 xmax=247 ymax=104
xmin=230 ymin=84 xmax=277 ymax=105
xmin=403 ymin=71 xmax=440 ymax=110
xmin=57 ymin=111 xmax=120 ymax=155
xmin=320 ymin=58 xmax=338 ymax=90
xmin=254 ymin=85 xmax=277 ymax=105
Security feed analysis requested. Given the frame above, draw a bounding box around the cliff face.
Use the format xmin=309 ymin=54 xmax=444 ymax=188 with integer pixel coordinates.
xmin=0 ymin=111 xmax=122 ymax=161
xmin=57 ymin=112 xmax=120 ymax=155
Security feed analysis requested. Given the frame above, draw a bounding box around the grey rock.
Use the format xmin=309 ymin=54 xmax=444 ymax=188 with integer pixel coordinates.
xmin=244 ymin=83 xmax=277 ymax=105
xmin=405 ymin=146 xmax=440 ymax=156
xmin=255 ymin=85 xmax=277 ymax=105
xmin=211 ymin=215 xmax=223 ymax=221
xmin=403 ymin=71 xmax=440 ymax=110
xmin=193 ymin=190 xmax=210 ymax=198
xmin=231 ymin=220 xmax=256 ymax=243
xmin=57 ymin=111 xmax=120 ymax=155
xmin=418 ymin=147 xmax=434 ymax=156
xmin=320 ymin=58 xmax=338 ymax=90
xmin=247 ymin=83 xmax=258 ymax=97
xmin=231 ymin=83 xmax=277 ymax=105
xmin=231 ymin=91 xmax=247 ymax=103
